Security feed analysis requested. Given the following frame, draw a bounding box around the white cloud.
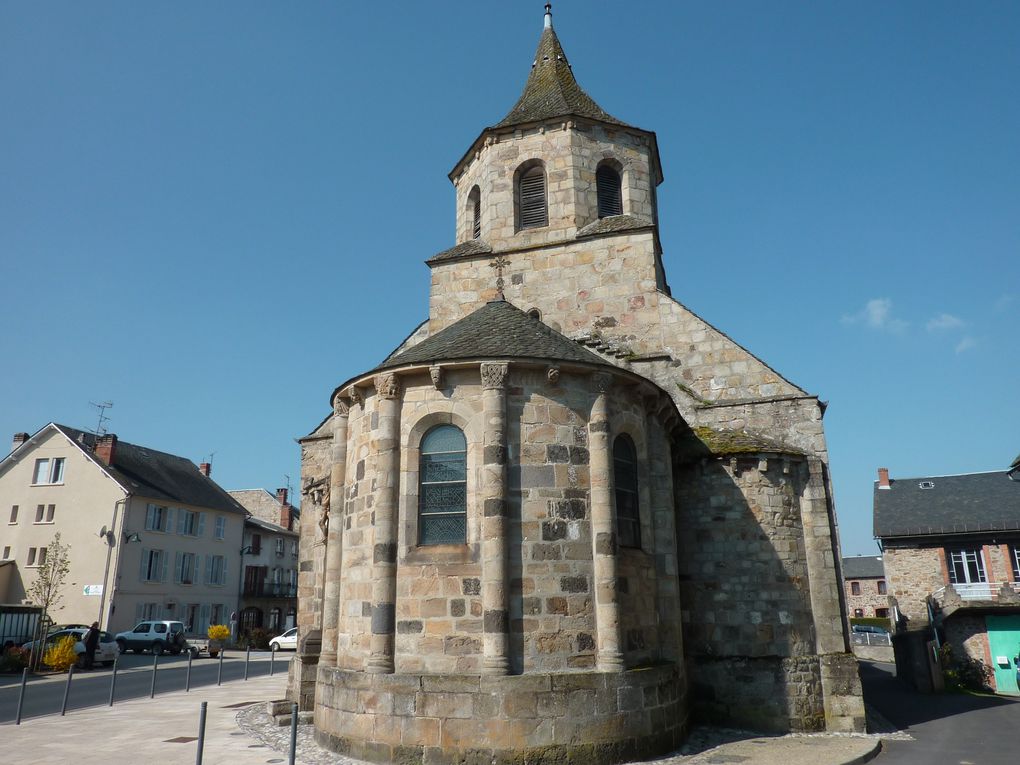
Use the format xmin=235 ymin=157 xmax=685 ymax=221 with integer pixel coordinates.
xmin=955 ymin=336 xmax=976 ymax=354
xmin=994 ymin=294 xmax=1014 ymax=313
xmin=841 ymin=298 xmax=908 ymax=333
xmin=926 ymin=313 xmax=964 ymax=332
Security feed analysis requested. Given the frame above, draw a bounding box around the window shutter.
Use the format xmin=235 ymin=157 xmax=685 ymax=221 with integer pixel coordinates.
xmin=519 ymin=169 xmax=548 ymax=229
xmin=177 ymin=510 xmax=186 ymax=535
xmin=197 ymin=513 xmax=206 ymax=537
xmin=206 ymin=556 xmax=214 ymax=584
xmin=161 ymin=551 xmax=169 ymax=582
xmin=166 ymin=507 xmax=175 ymax=533
xmin=146 ymin=505 xmax=155 ymax=531
xmin=135 ymin=602 xmax=143 ymax=622
xmin=596 ymin=165 xmax=623 ymax=218
xmin=194 ymin=555 xmax=202 ymax=585
xmin=140 ymin=548 xmax=149 ymax=581
xmin=221 ymin=556 xmax=227 ymax=586
xmin=199 ymin=604 xmax=210 ymax=634
xmin=175 ymin=552 xmax=183 ymax=584
xmin=472 ymin=194 xmax=481 ymax=239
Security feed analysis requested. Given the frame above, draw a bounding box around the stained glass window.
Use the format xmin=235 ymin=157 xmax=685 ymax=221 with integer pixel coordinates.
xmin=419 ymin=425 xmax=467 ymax=545
xmin=613 ymin=435 xmax=640 ymax=548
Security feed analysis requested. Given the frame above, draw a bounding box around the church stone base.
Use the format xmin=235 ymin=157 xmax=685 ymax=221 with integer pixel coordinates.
xmin=313 ymin=664 xmax=687 ymax=765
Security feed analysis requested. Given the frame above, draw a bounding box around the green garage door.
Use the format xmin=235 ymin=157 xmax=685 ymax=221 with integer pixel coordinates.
xmin=986 ymin=615 xmax=1020 ymax=695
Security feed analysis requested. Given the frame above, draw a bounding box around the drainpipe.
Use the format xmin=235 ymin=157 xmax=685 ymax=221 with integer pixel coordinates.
xmin=98 ymin=495 xmax=129 ymax=629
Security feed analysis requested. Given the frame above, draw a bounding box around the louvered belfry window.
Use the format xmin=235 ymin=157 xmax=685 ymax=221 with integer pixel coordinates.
xmin=518 ymin=165 xmax=548 ymax=229
xmin=613 ymin=434 xmax=640 ymax=548
xmin=419 ymin=425 xmax=467 ymax=545
xmin=469 ymin=186 xmax=481 ymax=239
xmin=597 ymin=165 xmax=623 ymax=218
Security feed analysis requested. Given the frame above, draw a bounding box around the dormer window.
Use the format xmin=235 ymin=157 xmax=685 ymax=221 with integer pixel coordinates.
xmin=469 ymin=186 xmax=482 ymax=239
xmin=515 ymin=161 xmax=548 ymax=230
xmin=596 ymin=163 xmax=623 ymax=218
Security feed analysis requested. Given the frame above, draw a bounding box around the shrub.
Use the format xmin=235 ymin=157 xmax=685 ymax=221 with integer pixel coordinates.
xmin=44 ymin=636 xmax=78 ymax=672
xmin=207 ymin=624 xmax=230 ymax=642
xmin=0 ymin=646 xmax=30 ymax=673
xmin=940 ymin=643 xmax=993 ymax=693
xmin=242 ymin=627 xmax=277 ymax=650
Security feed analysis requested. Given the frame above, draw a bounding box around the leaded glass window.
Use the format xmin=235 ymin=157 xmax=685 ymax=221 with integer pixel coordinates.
xmin=419 ymin=425 xmax=467 ymax=545
xmin=613 ymin=435 xmax=640 ymax=548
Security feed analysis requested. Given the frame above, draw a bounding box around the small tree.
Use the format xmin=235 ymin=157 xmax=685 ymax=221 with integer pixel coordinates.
xmin=43 ymin=635 xmax=78 ymax=672
xmin=27 ymin=532 xmax=71 ymax=671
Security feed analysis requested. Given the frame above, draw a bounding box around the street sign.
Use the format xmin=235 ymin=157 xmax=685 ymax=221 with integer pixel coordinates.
xmin=83 ymin=585 xmax=103 ymax=596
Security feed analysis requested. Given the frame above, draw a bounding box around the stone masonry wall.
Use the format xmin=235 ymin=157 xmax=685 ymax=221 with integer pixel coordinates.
xmin=882 ymin=546 xmax=946 ymax=623
xmin=844 ymin=577 xmax=888 ymax=618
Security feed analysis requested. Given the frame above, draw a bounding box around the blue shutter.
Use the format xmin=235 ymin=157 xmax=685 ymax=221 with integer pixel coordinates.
xmin=221 ymin=556 xmax=227 ymax=587
xmin=139 ymin=548 xmax=149 ymax=581
xmin=166 ymin=507 xmax=175 ymax=533
xmin=160 ymin=550 xmax=169 ymax=582
xmin=177 ymin=510 xmax=186 ymax=535
xmin=193 ymin=555 xmax=202 ymax=585
xmin=197 ymin=513 xmax=206 ymax=537
xmin=145 ymin=505 xmax=155 ymax=531
xmin=175 ymin=552 xmax=183 ymax=584
xmin=206 ymin=556 xmax=213 ymax=584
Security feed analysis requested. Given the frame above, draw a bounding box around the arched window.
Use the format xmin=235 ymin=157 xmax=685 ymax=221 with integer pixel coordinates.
xmin=419 ymin=425 xmax=467 ymax=545
xmin=468 ymin=185 xmax=482 ymax=239
xmin=516 ymin=162 xmax=548 ymax=230
xmin=613 ymin=434 xmax=640 ymax=548
xmin=596 ymin=164 xmax=623 ymax=218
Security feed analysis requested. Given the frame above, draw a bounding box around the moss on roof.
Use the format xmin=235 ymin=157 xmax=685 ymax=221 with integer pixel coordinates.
xmin=691 ymin=426 xmax=804 ymax=457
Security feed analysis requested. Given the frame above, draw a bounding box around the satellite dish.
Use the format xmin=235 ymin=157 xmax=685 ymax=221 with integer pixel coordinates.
xmin=98 ymin=525 xmax=108 ymax=538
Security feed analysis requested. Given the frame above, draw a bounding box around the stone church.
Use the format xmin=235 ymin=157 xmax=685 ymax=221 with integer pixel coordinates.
xmin=291 ymin=7 xmax=864 ymax=763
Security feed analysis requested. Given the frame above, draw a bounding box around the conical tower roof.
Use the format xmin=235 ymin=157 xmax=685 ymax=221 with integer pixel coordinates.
xmin=495 ymin=5 xmax=629 ymax=129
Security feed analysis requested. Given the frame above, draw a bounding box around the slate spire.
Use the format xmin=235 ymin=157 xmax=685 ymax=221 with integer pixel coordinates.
xmin=495 ymin=5 xmax=628 ymax=129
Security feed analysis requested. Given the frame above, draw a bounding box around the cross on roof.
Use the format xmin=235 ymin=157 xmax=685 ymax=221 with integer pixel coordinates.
xmin=490 ymin=255 xmax=510 ymax=299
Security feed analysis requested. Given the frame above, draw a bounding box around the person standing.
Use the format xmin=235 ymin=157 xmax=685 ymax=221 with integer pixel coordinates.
xmin=82 ymin=622 xmax=100 ymax=670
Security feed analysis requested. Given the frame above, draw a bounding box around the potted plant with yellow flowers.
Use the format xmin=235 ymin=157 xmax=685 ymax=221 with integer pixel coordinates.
xmin=207 ymin=624 xmax=230 ymax=658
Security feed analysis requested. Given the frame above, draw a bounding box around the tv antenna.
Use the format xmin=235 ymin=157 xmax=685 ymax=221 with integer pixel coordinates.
xmin=284 ymin=473 xmax=294 ymax=499
xmin=90 ymin=401 xmax=114 ymax=436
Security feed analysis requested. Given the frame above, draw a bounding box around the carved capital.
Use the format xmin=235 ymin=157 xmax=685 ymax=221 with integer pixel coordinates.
xmin=333 ymin=395 xmax=350 ymax=418
xmin=547 ymin=366 xmax=560 ymax=386
xmin=429 ymin=365 xmax=443 ymax=389
xmin=592 ymin=372 xmax=613 ymax=395
xmin=480 ymin=362 xmax=509 ymax=390
xmin=348 ymin=386 xmax=364 ymax=407
xmin=373 ymin=373 xmax=401 ymax=400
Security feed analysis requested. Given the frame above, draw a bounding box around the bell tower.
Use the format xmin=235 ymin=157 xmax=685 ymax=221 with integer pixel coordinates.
xmin=430 ymin=5 xmax=669 ymax=337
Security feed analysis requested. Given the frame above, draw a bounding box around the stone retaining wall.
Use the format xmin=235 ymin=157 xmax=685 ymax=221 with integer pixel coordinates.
xmin=314 ymin=665 xmax=687 ymax=765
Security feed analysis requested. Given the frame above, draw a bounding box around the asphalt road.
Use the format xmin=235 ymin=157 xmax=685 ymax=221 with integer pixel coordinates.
xmin=0 ymin=650 xmax=293 ymax=723
xmin=861 ymin=660 xmax=1020 ymax=765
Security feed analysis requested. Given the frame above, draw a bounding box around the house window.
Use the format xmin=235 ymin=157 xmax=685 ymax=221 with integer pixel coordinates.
xmin=38 ymin=547 xmax=46 ymax=565
xmin=141 ymin=549 xmax=166 ymax=582
xmin=1011 ymin=545 xmax=1020 ymax=581
xmin=35 ymin=505 xmax=44 ymax=523
xmin=469 ymin=185 xmax=481 ymax=239
xmin=596 ymin=163 xmax=623 ymax=218
xmin=275 ymin=538 xmax=285 ymax=557
xmin=289 ymin=569 xmax=297 ymax=588
xmin=875 ymin=608 xmax=890 ymax=618
xmin=207 ymin=555 xmax=226 ymax=586
xmin=877 ymin=580 xmax=887 ymax=595
xmin=178 ymin=509 xmax=204 ymax=537
xmin=176 ymin=552 xmax=197 ymax=584
xmin=250 ymin=534 xmax=262 ymax=555
xmin=211 ymin=604 xmax=223 ymax=626
xmin=141 ymin=603 xmax=159 ymax=620
xmin=613 ymin=434 xmax=640 ymax=548
xmin=32 ymin=457 xmax=65 ymax=485
xmin=516 ymin=161 xmax=548 ymax=230
xmin=853 ymin=608 xmax=864 ymax=618
xmin=290 ymin=540 xmax=298 ymax=558
xmin=27 ymin=548 xmax=37 ymax=566
xmin=214 ymin=516 xmax=226 ymax=540
xmin=145 ymin=504 xmax=172 ymax=532
xmin=947 ymin=548 xmax=987 ymax=585
xmin=36 ymin=504 xmax=55 ymax=523
xmin=850 ymin=581 xmax=861 ymax=596
xmin=1 ymin=546 xmax=9 ymax=560
xmin=9 ymin=505 xmax=17 ymax=524
xmin=418 ymin=425 xmax=467 ymax=545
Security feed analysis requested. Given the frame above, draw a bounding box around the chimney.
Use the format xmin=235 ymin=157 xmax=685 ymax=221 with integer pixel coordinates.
xmin=95 ymin=434 xmax=118 ymax=465
xmin=11 ymin=432 xmax=29 ymax=452
xmin=198 ymin=462 xmax=211 ymax=477
xmin=276 ymin=488 xmax=288 ymax=505
xmin=276 ymin=488 xmax=292 ymax=530
xmin=877 ymin=467 xmax=891 ymax=490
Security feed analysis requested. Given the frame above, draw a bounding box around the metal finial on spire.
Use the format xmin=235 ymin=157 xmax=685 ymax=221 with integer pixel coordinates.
xmin=490 ymin=255 xmax=510 ymax=300
xmin=544 ymin=3 xmax=552 ymax=28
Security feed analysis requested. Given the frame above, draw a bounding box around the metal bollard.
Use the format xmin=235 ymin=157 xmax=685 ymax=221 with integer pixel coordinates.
xmin=186 ymin=649 xmax=193 ymax=692
xmin=150 ymin=652 xmax=159 ymax=698
xmin=108 ymin=657 xmax=119 ymax=706
xmin=60 ymin=665 xmax=75 ymax=716
xmin=195 ymin=701 xmax=208 ymax=765
xmin=15 ymin=667 xmax=27 ymax=724
xmin=269 ymin=648 xmax=275 ymax=676
xmin=288 ymin=702 xmax=299 ymax=765
xmin=217 ymin=647 xmax=224 ymax=686
xmin=244 ymin=645 xmax=250 ymax=681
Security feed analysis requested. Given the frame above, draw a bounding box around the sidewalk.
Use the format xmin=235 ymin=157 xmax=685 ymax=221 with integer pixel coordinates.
xmin=2 ymin=670 xmax=885 ymax=765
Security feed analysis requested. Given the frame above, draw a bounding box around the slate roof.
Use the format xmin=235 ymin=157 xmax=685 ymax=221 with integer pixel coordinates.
xmin=51 ymin=424 xmax=246 ymax=515
xmin=495 ymin=19 xmax=629 ymax=130
xmin=842 ymin=556 xmax=884 ymax=580
xmin=873 ymin=470 xmax=1020 ymax=539
xmin=690 ymin=426 xmax=803 ymax=457
xmin=371 ymin=299 xmax=612 ymax=372
xmin=245 ymin=515 xmax=299 ymax=538
xmin=427 ymin=239 xmax=493 ymax=264
xmin=576 ymin=215 xmax=654 ymax=239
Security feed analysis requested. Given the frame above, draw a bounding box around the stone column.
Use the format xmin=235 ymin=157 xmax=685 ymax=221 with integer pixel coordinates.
xmin=367 ymin=373 xmax=401 ymax=674
xmin=320 ymin=395 xmax=349 ymax=668
xmin=480 ymin=362 xmax=510 ymax=675
xmin=589 ymin=372 xmax=624 ymax=671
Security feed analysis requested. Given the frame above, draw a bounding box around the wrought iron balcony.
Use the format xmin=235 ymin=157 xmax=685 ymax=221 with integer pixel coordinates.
xmin=242 ymin=582 xmax=297 ymax=599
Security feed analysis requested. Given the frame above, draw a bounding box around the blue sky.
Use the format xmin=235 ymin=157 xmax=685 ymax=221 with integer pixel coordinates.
xmin=1 ymin=2 xmax=1017 ymax=556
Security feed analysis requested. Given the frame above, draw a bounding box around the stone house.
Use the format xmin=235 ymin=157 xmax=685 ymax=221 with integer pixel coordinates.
xmin=291 ymin=8 xmax=864 ymax=763
xmin=842 ymin=555 xmax=888 ymax=620
xmin=875 ymin=463 xmax=1020 ymax=694
xmin=0 ymin=424 xmax=246 ymax=634
xmin=230 ymin=489 xmax=300 ymax=635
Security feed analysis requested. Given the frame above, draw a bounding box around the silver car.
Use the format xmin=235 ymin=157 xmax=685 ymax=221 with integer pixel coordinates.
xmin=23 ymin=628 xmax=118 ymax=668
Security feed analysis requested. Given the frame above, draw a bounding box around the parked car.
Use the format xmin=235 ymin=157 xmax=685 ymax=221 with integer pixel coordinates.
xmin=114 ymin=621 xmax=187 ymax=655
xmin=269 ymin=627 xmax=297 ymax=652
xmin=851 ymin=624 xmax=890 ymax=635
xmin=22 ymin=628 xmax=118 ymax=668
